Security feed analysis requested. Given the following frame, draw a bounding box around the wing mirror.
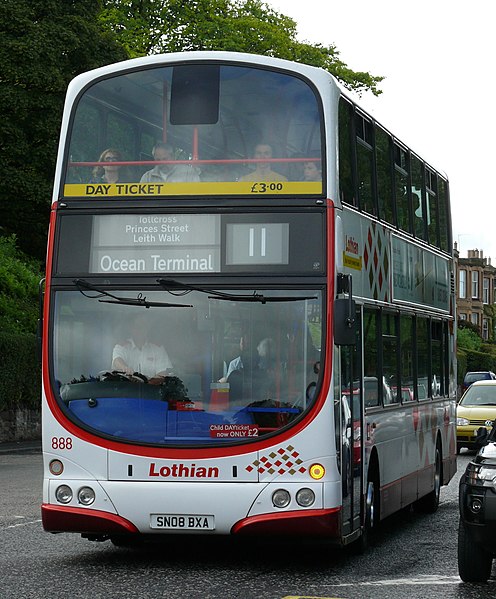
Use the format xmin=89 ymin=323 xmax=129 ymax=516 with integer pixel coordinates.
xmin=334 ymin=274 xmax=356 ymax=346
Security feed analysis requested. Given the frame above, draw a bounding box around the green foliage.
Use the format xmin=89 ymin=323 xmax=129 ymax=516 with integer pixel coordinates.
xmin=457 ymin=327 xmax=482 ymax=352
xmin=0 ymin=235 xmax=43 ymax=334
xmin=99 ymin=0 xmax=384 ymax=96
xmin=0 ymin=0 xmax=128 ymax=259
xmin=0 ymin=332 xmax=41 ymax=411
xmin=465 ymin=349 xmax=496 ymax=374
xmin=456 ymin=349 xmax=467 ymax=385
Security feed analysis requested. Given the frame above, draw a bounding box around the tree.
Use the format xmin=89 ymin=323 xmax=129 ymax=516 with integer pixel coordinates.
xmin=99 ymin=0 xmax=384 ymax=97
xmin=0 ymin=0 xmax=127 ymax=260
xmin=0 ymin=236 xmax=42 ymax=335
xmin=457 ymin=324 xmax=481 ymax=352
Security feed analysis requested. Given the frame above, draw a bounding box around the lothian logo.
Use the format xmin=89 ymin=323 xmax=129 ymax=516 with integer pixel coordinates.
xmin=148 ymin=463 xmax=219 ymax=478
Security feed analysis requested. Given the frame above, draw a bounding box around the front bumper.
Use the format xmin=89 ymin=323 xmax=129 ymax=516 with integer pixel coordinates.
xmin=459 ymin=481 xmax=496 ymax=554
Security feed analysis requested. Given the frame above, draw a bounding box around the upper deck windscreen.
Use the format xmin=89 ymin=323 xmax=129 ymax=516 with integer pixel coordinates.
xmin=64 ymin=63 xmax=324 ymax=198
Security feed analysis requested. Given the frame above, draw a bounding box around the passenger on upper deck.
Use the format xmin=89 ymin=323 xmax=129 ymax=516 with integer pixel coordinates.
xmin=90 ymin=148 xmax=128 ymax=184
xmin=140 ymin=142 xmax=200 ymax=183
xmin=303 ymin=160 xmax=322 ymax=182
xmin=238 ymin=143 xmax=288 ymax=182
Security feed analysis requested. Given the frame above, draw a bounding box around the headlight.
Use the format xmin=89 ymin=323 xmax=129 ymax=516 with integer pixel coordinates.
xmin=272 ymin=489 xmax=291 ymax=508
xmin=78 ymin=487 xmax=96 ymax=506
xmin=55 ymin=485 xmax=73 ymax=504
xmin=467 ymin=463 xmax=496 ymax=486
xmin=296 ymin=488 xmax=315 ymax=507
xmin=457 ymin=417 xmax=470 ymax=426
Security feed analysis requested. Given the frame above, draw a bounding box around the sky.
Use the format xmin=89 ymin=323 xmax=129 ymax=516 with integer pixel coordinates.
xmin=269 ymin=0 xmax=496 ymax=264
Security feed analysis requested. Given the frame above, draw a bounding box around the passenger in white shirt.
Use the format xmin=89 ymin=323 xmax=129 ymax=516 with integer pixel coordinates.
xmin=140 ymin=142 xmax=200 ymax=183
xmin=112 ymin=313 xmax=173 ymax=384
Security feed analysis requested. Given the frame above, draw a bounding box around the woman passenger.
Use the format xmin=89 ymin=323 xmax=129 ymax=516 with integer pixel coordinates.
xmin=91 ymin=148 xmax=127 ymax=184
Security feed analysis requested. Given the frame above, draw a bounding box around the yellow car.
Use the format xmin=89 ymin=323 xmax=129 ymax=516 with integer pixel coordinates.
xmin=457 ymin=380 xmax=496 ymax=453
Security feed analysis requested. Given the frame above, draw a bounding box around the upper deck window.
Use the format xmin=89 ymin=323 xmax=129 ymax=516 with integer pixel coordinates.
xmin=64 ymin=63 xmax=324 ymax=198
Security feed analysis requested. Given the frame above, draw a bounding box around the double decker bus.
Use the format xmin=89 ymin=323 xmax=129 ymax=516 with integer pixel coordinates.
xmin=41 ymin=51 xmax=456 ymax=546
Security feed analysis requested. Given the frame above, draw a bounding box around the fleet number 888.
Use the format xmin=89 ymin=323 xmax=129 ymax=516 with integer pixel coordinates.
xmin=51 ymin=437 xmax=73 ymax=450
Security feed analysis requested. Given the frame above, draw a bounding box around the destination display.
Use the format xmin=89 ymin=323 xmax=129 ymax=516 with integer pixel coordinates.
xmin=54 ymin=211 xmax=325 ymax=276
xmin=225 ymin=223 xmax=289 ymax=266
xmin=90 ymin=214 xmax=221 ymax=273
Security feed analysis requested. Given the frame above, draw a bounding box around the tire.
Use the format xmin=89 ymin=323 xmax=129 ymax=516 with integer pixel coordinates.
xmin=458 ymin=519 xmax=493 ymax=582
xmin=414 ymin=442 xmax=441 ymax=513
xmin=353 ymin=466 xmax=379 ymax=553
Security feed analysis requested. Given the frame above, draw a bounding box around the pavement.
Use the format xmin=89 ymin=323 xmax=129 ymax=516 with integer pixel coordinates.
xmin=0 ymin=440 xmax=42 ymax=454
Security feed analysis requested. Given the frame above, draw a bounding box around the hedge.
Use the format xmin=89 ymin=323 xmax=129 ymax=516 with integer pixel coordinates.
xmin=457 ymin=346 xmax=496 ymax=385
xmin=0 ymin=332 xmax=41 ymax=411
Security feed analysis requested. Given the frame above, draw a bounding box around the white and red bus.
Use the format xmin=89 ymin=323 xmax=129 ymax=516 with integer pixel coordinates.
xmin=41 ymin=51 xmax=457 ymax=546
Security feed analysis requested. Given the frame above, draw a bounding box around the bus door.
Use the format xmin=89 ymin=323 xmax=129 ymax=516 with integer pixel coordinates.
xmin=338 ymin=306 xmax=363 ymax=538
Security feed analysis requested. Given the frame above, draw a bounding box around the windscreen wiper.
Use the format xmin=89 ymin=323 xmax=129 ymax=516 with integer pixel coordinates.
xmin=157 ymin=278 xmax=317 ymax=304
xmin=73 ymin=279 xmax=192 ymax=308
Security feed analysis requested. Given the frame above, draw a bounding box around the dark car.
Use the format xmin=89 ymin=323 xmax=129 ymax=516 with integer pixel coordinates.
xmin=462 ymin=371 xmax=496 ymax=394
xmin=458 ymin=423 xmax=496 ymax=582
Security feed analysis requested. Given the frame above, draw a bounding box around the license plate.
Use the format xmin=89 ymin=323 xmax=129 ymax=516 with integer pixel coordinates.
xmin=150 ymin=514 xmax=215 ymax=530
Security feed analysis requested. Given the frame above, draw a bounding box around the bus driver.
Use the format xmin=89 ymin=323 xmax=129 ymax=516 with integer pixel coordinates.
xmin=112 ymin=313 xmax=173 ymax=384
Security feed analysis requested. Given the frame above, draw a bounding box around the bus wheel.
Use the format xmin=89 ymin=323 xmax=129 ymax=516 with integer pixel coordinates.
xmin=353 ymin=467 xmax=379 ymax=553
xmin=458 ymin=519 xmax=493 ymax=582
xmin=414 ymin=442 xmax=441 ymax=513
xmin=365 ymin=476 xmax=378 ymax=531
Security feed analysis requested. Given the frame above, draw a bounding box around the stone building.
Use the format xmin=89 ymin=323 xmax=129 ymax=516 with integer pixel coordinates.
xmin=454 ymin=245 xmax=496 ymax=341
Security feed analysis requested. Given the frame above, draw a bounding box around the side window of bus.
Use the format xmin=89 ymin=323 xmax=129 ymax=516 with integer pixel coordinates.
xmin=363 ymin=308 xmax=380 ymax=408
xmin=355 ymin=112 xmax=375 ymax=215
xmin=338 ymin=98 xmax=355 ymax=206
xmin=400 ymin=314 xmax=415 ymax=402
xmin=437 ymin=178 xmax=450 ymax=253
xmin=425 ymin=169 xmax=439 ymax=247
xmin=376 ymin=125 xmax=394 ymax=224
xmin=382 ymin=312 xmax=399 ymax=404
xmin=431 ymin=320 xmax=444 ymax=397
xmin=416 ymin=317 xmax=430 ymax=400
xmin=394 ymin=144 xmax=411 ymax=233
xmin=411 ymin=154 xmax=425 ymax=241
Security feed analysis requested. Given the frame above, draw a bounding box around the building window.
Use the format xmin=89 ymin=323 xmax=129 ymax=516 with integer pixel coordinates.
xmin=459 ymin=313 xmax=467 ymax=320
xmin=471 ymin=271 xmax=479 ymax=299
xmin=459 ymin=270 xmax=466 ymax=299
xmin=471 ymin=313 xmax=479 ymax=326
xmin=483 ymin=277 xmax=490 ymax=304
xmin=482 ymin=318 xmax=489 ymax=340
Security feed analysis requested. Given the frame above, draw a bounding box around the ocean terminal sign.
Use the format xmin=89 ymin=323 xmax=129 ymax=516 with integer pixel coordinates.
xmin=90 ymin=214 xmax=221 ymax=274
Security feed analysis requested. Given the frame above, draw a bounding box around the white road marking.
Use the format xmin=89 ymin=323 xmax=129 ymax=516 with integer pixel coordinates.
xmin=331 ymin=575 xmax=467 ymax=586
xmin=3 ymin=519 xmax=42 ymax=530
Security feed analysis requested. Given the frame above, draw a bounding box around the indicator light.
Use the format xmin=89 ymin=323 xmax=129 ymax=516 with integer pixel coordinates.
xmin=309 ymin=463 xmax=325 ymax=480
